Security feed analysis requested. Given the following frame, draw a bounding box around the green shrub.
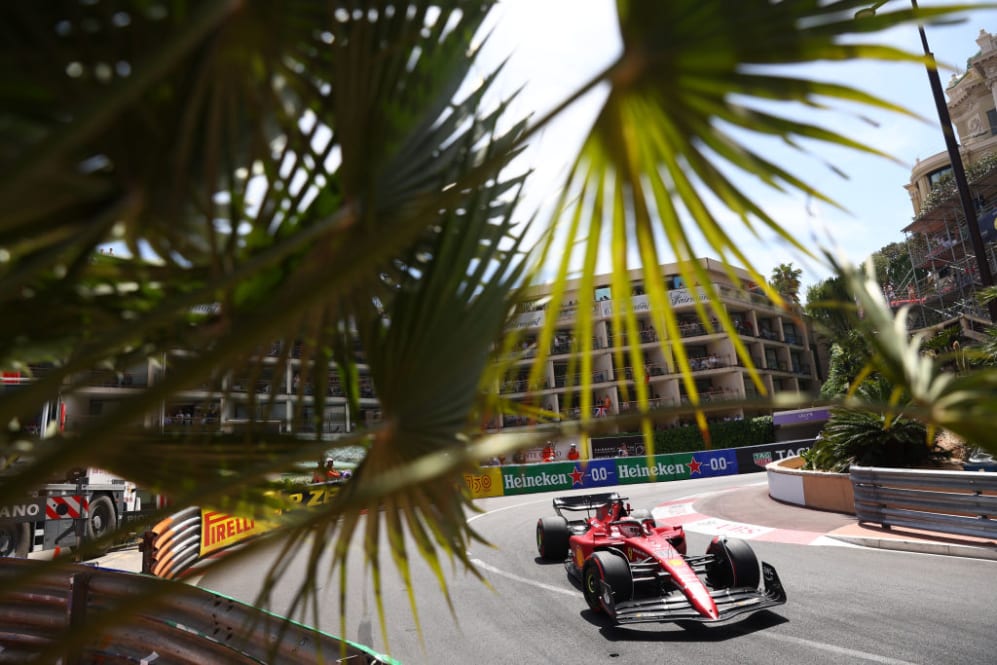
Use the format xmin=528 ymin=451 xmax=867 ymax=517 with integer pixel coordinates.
xmin=607 ymin=416 xmax=774 ymax=455
xmin=801 ymin=406 xmax=948 ymax=472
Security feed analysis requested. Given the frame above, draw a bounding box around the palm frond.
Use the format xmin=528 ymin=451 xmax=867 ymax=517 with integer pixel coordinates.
xmin=523 ymin=0 xmax=989 ymax=450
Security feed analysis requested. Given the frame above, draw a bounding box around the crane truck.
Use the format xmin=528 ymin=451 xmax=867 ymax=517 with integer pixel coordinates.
xmin=0 ymin=376 xmax=146 ymax=558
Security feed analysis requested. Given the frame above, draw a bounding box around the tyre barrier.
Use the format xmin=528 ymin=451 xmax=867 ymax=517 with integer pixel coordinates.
xmin=0 ymin=557 xmax=398 ymax=664
xmin=145 ymin=483 xmax=341 ymax=579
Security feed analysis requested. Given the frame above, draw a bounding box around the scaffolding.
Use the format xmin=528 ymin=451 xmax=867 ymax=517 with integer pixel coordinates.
xmin=896 ymin=167 xmax=997 ymax=328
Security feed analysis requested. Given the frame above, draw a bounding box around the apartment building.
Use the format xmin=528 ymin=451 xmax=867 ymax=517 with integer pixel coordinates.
xmin=49 ymin=257 xmax=817 ymax=439
xmin=496 ymin=258 xmax=819 ymax=431
xmin=898 ymin=28 xmax=997 ymax=327
xmin=57 ymin=343 xmax=377 ymax=439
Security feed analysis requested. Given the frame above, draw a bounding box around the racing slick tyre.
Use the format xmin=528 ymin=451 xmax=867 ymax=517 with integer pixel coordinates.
xmin=705 ymin=537 xmax=760 ymax=590
xmin=86 ymin=495 xmax=118 ymax=544
xmin=0 ymin=522 xmax=30 ymax=558
xmin=582 ymin=551 xmax=633 ymax=614
xmin=536 ymin=516 xmax=570 ymax=561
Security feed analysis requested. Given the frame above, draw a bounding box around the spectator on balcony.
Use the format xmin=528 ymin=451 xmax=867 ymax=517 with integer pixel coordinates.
xmin=600 ymin=394 xmax=612 ymax=416
xmin=617 ymin=444 xmax=629 ymax=457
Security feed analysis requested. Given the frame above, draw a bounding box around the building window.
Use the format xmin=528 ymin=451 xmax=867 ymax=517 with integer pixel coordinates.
xmin=927 ymin=166 xmax=953 ymax=190
xmin=987 ymin=109 xmax=997 ymax=136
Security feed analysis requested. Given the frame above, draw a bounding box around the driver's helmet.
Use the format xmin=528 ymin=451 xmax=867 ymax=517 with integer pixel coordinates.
xmin=616 ymin=519 xmax=643 ymax=537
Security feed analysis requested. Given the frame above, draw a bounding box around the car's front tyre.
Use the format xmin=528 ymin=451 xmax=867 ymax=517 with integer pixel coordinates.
xmin=705 ymin=537 xmax=760 ymax=589
xmin=582 ymin=551 xmax=632 ymax=614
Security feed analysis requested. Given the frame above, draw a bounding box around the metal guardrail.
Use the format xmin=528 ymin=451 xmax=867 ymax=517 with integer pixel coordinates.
xmin=0 ymin=557 xmax=398 ymax=664
xmin=851 ymin=465 xmax=997 ymax=540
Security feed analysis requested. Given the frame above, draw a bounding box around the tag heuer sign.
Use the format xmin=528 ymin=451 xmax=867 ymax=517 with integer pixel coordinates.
xmin=753 ymin=452 xmax=773 ymax=468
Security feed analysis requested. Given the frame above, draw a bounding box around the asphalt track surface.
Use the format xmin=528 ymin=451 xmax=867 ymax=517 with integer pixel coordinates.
xmin=193 ymin=474 xmax=997 ymax=665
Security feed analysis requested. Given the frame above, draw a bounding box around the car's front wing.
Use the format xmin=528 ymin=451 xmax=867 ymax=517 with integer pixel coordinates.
xmin=599 ymin=562 xmax=787 ymax=625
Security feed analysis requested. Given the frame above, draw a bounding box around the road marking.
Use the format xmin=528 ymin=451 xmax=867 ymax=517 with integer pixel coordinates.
xmin=470 ymin=558 xmax=577 ymax=597
xmin=467 ymin=498 xmax=547 ymax=524
xmin=681 ymin=517 xmax=775 ymax=539
xmin=760 ymin=631 xmax=922 ymax=665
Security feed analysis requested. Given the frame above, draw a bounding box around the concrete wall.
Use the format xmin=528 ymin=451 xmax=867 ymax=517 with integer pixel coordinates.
xmin=767 ymin=456 xmax=855 ymax=514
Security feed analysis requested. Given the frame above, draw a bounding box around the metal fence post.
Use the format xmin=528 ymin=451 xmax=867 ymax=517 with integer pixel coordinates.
xmin=66 ymin=570 xmax=92 ymax=665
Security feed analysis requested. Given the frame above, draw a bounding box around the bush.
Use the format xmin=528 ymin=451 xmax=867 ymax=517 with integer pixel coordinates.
xmin=607 ymin=416 xmax=774 ymax=455
xmin=801 ymin=407 xmax=948 ymax=472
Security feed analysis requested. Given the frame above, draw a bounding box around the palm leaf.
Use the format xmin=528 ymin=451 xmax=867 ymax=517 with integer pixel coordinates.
xmin=522 ymin=0 xmax=990 ymax=450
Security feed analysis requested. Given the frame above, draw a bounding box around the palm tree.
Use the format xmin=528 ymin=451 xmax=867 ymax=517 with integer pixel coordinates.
xmin=770 ymin=263 xmax=804 ymax=305
xmin=3 ymin=0 xmax=997 ymax=657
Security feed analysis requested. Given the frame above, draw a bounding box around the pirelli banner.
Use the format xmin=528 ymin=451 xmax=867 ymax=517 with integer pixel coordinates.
xmin=463 ymin=439 xmax=815 ymax=499
xmin=147 ymin=483 xmax=340 ymax=579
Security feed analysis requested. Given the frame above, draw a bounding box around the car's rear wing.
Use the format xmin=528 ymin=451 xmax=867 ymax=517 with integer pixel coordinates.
xmin=552 ymin=492 xmax=628 ymax=518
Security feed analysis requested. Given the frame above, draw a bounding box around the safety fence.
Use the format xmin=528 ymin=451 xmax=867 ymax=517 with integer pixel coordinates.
xmin=851 ymin=465 xmax=997 ymax=540
xmin=0 ymin=557 xmax=398 ymax=664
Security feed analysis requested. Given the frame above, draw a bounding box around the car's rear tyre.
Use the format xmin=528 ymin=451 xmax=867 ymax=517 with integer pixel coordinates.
xmin=582 ymin=551 xmax=632 ymax=613
xmin=536 ymin=516 xmax=570 ymax=561
xmin=705 ymin=537 xmax=760 ymax=589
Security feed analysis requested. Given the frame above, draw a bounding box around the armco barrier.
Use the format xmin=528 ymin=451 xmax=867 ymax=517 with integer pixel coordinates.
xmin=464 ymin=439 xmax=816 ymax=499
xmin=0 ymin=557 xmax=398 ymax=664
xmin=851 ymin=465 xmax=997 ymax=540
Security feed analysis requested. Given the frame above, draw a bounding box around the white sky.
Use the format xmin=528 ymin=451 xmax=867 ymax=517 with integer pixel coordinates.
xmin=472 ymin=0 xmax=997 ymax=293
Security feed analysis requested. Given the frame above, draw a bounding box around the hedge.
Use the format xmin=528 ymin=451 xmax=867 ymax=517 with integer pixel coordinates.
xmin=603 ymin=416 xmax=774 ymax=455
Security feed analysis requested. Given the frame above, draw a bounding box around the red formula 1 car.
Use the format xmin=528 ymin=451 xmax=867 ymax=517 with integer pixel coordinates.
xmin=536 ymin=492 xmax=786 ymax=625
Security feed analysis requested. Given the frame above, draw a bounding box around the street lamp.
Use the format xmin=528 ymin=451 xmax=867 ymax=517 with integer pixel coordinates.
xmin=857 ymin=0 xmax=997 ymax=322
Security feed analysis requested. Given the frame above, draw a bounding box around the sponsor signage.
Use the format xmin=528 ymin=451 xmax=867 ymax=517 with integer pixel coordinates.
xmin=734 ymin=440 xmax=814 ymax=473
xmin=284 ymin=485 xmax=338 ymax=508
xmin=464 ymin=468 xmax=504 ymax=499
xmin=616 ymin=449 xmax=739 ymax=485
xmin=501 ymin=462 xmax=582 ymax=495
xmin=578 ymin=459 xmax=619 ymax=488
xmin=199 ymin=510 xmax=273 ymax=557
xmin=510 ymin=311 xmax=544 ymax=329
xmin=668 ymin=287 xmax=710 ymax=308
xmin=198 ymin=485 xmax=336 ymax=556
xmin=462 ymin=440 xmax=814 ymax=498
xmin=772 ymin=408 xmax=830 ymax=427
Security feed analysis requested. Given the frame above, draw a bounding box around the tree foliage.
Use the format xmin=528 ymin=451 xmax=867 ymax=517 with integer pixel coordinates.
xmin=3 ymin=0 xmax=997 ymax=658
xmin=770 ymin=263 xmax=803 ymax=305
xmin=803 ymin=377 xmax=947 ymax=472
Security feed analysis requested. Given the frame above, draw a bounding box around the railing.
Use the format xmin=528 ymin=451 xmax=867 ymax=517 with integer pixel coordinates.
xmin=0 ymin=558 xmax=397 ymax=664
xmin=851 ymin=465 xmax=997 ymax=540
